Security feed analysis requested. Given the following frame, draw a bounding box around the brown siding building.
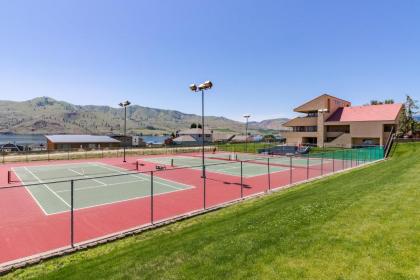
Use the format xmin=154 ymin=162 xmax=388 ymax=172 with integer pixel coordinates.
xmin=282 ymin=94 xmax=403 ymax=147
xmin=46 ymin=135 xmax=120 ymax=150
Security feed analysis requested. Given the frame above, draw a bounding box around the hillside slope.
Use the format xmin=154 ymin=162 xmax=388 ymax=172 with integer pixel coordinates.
xmin=0 ymin=97 xmax=289 ymax=135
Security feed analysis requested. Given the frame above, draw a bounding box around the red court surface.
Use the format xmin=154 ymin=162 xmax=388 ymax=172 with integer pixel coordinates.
xmin=0 ymin=152 xmax=358 ymax=268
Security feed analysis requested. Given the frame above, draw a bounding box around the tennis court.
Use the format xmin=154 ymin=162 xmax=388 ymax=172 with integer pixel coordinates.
xmin=12 ymin=162 xmax=193 ymax=215
xmin=205 ymin=152 xmax=332 ymax=167
xmin=141 ymin=155 xmax=289 ymax=177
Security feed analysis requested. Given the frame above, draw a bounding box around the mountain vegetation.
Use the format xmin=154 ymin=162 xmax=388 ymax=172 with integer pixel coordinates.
xmin=0 ymin=97 xmax=289 ymax=135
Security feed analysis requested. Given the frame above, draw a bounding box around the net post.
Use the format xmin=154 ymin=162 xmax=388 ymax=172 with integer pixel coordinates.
xmin=8 ymin=170 xmax=11 ymax=184
xmin=70 ymin=180 xmax=74 ymax=248
xmin=267 ymin=157 xmax=271 ymax=191
xmin=240 ymin=161 xmax=243 ymax=198
xmin=150 ymin=171 xmax=154 ymax=225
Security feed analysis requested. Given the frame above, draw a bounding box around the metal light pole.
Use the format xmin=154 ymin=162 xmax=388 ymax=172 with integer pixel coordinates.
xmin=119 ymin=100 xmax=131 ymax=162
xmin=189 ymin=81 xmax=213 ymax=179
xmin=243 ymin=114 xmax=251 ymax=153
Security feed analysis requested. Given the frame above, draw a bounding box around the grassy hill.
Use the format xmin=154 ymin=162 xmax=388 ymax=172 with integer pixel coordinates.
xmin=6 ymin=142 xmax=419 ymax=279
xmin=0 ymin=97 xmax=289 ymax=135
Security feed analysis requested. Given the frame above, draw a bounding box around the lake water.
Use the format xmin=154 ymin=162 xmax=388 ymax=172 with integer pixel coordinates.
xmin=0 ymin=134 xmax=47 ymax=146
xmin=0 ymin=134 xmax=169 ymax=146
xmin=141 ymin=135 xmax=169 ymax=145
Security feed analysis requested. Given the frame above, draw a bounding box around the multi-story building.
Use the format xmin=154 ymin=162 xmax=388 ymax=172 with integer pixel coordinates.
xmin=282 ymin=94 xmax=403 ymax=147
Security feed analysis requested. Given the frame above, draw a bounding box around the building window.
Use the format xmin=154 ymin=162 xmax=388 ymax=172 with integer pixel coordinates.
xmin=327 ymin=125 xmax=350 ymax=133
xmin=384 ymin=124 xmax=395 ymax=132
xmin=306 ymin=111 xmax=318 ymax=117
xmin=293 ymin=126 xmax=317 ymax=132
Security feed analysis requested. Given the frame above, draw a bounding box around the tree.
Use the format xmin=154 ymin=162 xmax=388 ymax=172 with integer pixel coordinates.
xmin=398 ymin=95 xmax=419 ymax=136
xmin=197 ymin=123 xmax=202 ymax=129
xmin=262 ymin=134 xmax=276 ymax=142
xmin=370 ymin=99 xmax=394 ymax=105
xmin=370 ymin=100 xmax=382 ymax=105
xmin=190 ymin=123 xmax=197 ymax=128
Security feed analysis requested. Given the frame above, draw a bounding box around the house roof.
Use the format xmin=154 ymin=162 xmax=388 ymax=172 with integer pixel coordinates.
xmin=45 ymin=135 xmax=120 ymax=144
xmin=231 ymin=135 xmax=253 ymax=142
xmin=172 ymin=135 xmax=197 ymax=142
xmin=212 ymin=133 xmax=235 ymax=141
xmin=178 ymin=128 xmax=212 ymax=135
xmin=294 ymin=94 xmax=351 ymax=113
xmin=326 ymin=103 xmax=403 ymax=122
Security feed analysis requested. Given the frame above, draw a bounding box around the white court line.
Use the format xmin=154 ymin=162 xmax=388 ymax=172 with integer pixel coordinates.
xmin=21 ymin=161 xmax=100 ymax=170
xmin=68 ymin=168 xmax=107 ymax=186
xmin=11 ymin=167 xmax=49 ymax=215
xmin=23 ymin=167 xmax=71 ymax=208
xmin=91 ymin=163 xmax=147 ymax=182
xmin=55 ymin=179 xmax=146 ymax=193
xmin=48 ymin=183 xmax=195 ymax=216
xmin=94 ymin=162 xmax=194 ymax=190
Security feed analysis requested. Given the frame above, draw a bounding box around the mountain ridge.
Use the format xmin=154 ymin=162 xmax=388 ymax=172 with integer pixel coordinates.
xmin=0 ymin=97 xmax=289 ymax=135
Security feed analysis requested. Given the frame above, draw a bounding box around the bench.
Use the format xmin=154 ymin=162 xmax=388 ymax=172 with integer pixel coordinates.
xmin=156 ymin=165 xmax=166 ymax=170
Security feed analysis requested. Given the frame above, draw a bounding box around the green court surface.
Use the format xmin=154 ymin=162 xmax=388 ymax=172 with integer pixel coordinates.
xmin=12 ymin=162 xmax=193 ymax=215
xmin=141 ymin=156 xmax=288 ymax=177
xmin=203 ymin=152 xmax=331 ymax=167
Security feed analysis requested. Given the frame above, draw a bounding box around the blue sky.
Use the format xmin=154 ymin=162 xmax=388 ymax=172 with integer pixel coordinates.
xmin=0 ymin=0 xmax=419 ymax=121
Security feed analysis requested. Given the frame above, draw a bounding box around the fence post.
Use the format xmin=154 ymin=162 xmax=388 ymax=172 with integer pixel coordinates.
xmin=306 ymin=153 xmax=309 ymax=179
xmin=342 ymin=150 xmax=345 ymax=170
xmin=321 ymin=151 xmax=324 ymax=176
xmin=350 ymin=149 xmax=353 ymax=167
xmin=203 ymin=165 xmax=206 ymax=210
xmin=150 ymin=171 xmax=154 ymax=225
xmin=240 ymin=161 xmax=243 ymax=198
xmin=267 ymin=158 xmax=271 ymax=191
xmin=289 ymin=156 xmax=292 ymax=185
xmin=332 ymin=151 xmax=335 ymax=172
xmin=70 ymin=180 xmax=74 ymax=248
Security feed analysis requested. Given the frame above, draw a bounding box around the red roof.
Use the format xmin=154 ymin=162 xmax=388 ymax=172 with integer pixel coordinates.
xmin=326 ymin=103 xmax=403 ymax=122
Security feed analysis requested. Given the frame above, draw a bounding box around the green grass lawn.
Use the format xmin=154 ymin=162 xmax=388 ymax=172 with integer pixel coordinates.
xmin=5 ymin=143 xmax=420 ymax=279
